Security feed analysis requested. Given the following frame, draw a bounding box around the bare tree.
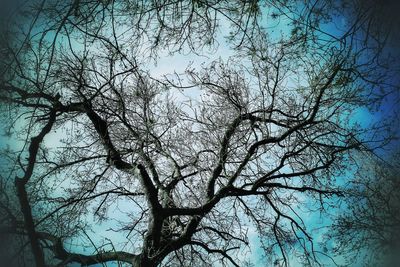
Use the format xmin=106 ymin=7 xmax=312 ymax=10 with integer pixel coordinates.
xmin=0 ymin=0 xmax=396 ymax=266
xmin=327 ymin=149 xmax=400 ymax=267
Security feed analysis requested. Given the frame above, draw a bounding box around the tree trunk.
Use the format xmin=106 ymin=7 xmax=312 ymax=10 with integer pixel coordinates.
xmin=132 ymin=254 xmax=158 ymax=267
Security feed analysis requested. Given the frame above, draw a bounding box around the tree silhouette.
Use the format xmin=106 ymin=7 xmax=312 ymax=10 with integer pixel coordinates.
xmin=0 ymin=1 xmax=396 ymax=266
xmin=328 ymin=150 xmax=400 ymax=267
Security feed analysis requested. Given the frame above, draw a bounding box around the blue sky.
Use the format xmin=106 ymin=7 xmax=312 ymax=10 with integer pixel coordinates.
xmin=1 ymin=1 xmax=400 ymax=267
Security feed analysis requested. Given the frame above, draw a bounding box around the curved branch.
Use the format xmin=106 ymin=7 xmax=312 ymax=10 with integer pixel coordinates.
xmin=15 ymin=108 xmax=57 ymax=267
xmin=37 ymin=232 xmax=137 ymax=266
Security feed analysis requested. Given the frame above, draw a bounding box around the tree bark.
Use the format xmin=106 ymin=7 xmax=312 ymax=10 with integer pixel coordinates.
xmin=132 ymin=254 xmax=158 ymax=267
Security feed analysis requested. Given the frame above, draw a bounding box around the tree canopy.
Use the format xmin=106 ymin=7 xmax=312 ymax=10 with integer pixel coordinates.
xmin=0 ymin=0 xmax=398 ymax=266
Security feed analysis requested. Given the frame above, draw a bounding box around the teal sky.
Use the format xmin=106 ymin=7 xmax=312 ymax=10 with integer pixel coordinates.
xmin=1 ymin=1 xmax=399 ymax=267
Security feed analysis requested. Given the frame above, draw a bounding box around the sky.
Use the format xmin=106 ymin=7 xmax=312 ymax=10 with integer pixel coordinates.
xmin=1 ymin=1 xmax=400 ymax=267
